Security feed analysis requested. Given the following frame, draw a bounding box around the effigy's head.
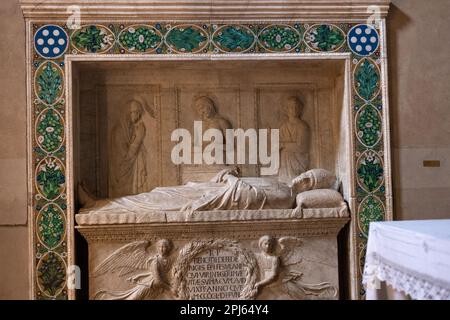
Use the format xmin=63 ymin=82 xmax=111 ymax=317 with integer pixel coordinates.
xmin=291 ymin=170 xmax=314 ymax=194
xmin=259 ymin=235 xmax=276 ymax=254
xmin=291 ymin=169 xmax=338 ymax=194
xmin=194 ymin=96 xmax=216 ymax=119
xmin=284 ymin=96 xmax=303 ymax=118
xmin=127 ymin=99 xmax=144 ymax=124
xmin=157 ymin=239 xmax=172 ymax=256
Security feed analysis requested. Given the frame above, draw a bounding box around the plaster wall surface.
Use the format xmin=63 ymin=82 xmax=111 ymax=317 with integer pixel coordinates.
xmin=0 ymin=0 xmax=29 ymax=300
xmin=388 ymin=0 xmax=450 ymax=220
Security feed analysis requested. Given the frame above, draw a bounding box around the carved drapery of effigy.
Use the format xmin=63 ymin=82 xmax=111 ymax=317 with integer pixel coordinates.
xmin=22 ymin=0 xmax=392 ymax=300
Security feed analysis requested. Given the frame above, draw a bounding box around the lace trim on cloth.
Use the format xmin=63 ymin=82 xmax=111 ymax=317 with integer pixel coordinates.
xmin=363 ymin=254 xmax=450 ymax=300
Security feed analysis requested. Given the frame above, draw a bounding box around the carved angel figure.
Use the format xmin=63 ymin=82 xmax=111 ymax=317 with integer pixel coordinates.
xmin=93 ymin=239 xmax=172 ymax=300
xmin=255 ymin=235 xmax=337 ymax=299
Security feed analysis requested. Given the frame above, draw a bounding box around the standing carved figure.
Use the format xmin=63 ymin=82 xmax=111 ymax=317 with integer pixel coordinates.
xmin=193 ymin=96 xmax=232 ymax=162
xmin=194 ymin=96 xmax=232 ymax=139
xmin=110 ymin=98 xmax=152 ymax=197
xmin=255 ymin=235 xmax=337 ymax=299
xmin=93 ymin=239 xmax=173 ymax=300
xmin=279 ymin=96 xmax=311 ymax=185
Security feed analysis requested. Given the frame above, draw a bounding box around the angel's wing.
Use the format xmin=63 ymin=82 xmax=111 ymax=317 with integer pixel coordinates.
xmin=282 ymin=271 xmax=337 ymax=299
xmin=93 ymin=240 xmax=151 ymax=277
xmin=278 ymin=237 xmax=303 ymax=266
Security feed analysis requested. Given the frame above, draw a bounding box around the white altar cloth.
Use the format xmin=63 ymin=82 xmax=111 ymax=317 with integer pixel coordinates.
xmin=363 ymin=220 xmax=450 ymax=300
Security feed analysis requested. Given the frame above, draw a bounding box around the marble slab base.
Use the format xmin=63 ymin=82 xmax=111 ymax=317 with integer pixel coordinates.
xmin=77 ymin=216 xmax=348 ymax=300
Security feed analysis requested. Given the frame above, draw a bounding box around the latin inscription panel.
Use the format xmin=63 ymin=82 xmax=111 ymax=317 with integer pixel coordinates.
xmin=185 ymin=248 xmax=247 ymax=300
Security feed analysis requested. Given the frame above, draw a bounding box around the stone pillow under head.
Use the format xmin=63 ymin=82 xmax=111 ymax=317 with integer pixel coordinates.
xmin=291 ymin=169 xmax=339 ymax=193
xmin=296 ymin=189 xmax=346 ymax=209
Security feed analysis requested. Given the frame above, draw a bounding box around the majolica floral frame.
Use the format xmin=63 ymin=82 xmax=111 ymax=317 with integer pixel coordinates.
xmin=26 ymin=14 xmax=392 ymax=300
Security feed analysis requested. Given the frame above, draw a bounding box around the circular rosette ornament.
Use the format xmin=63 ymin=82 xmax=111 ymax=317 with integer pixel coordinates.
xmin=118 ymin=25 xmax=163 ymax=53
xmin=212 ymin=25 xmax=256 ymax=53
xmin=34 ymin=25 xmax=68 ymax=59
xmin=258 ymin=25 xmax=301 ymax=52
xmin=165 ymin=25 xmax=209 ymax=53
xmin=348 ymin=24 xmax=380 ymax=56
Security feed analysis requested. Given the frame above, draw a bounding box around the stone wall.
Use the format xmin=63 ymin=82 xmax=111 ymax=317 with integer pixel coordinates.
xmin=0 ymin=0 xmax=449 ymax=299
xmin=0 ymin=0 xmax=29 ymax=299
xmin=388 ymin=0 xmax=450 ymax=220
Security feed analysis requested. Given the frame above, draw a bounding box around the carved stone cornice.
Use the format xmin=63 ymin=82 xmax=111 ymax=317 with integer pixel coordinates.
xmin=76 ymin=218 xmax=350 ymax=243
xmin=20 ymin=0 xmax=390 ymax=21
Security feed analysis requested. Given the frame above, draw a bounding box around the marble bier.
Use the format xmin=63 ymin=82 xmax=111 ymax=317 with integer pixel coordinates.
xmin=77 ymin=168 xmax=349 ymax=222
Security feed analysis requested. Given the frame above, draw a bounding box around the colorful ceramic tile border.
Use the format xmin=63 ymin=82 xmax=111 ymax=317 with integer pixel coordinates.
xmin=30 ymin=22 xmax=390 ymax=299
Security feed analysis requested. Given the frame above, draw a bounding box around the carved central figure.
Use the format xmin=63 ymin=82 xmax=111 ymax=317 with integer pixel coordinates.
xmin=192 ymin=95 xmax=232 ymax=167
xmin=194 ymin=96 xmax=232 ymax=143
